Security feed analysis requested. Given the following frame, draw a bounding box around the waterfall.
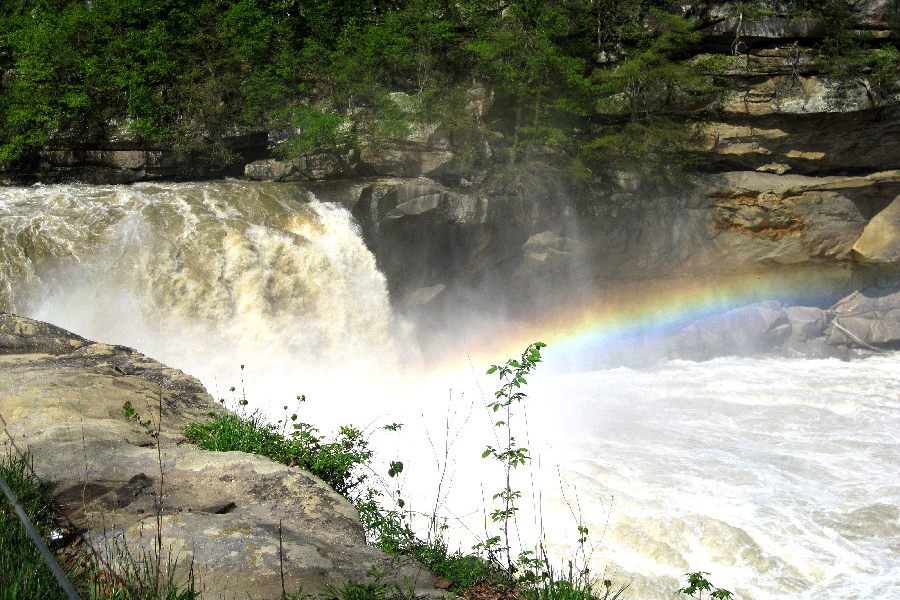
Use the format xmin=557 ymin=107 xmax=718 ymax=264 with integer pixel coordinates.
xmin=1 ymin=181 xmax=896 ymax=600
xmin=0 ymin=181 xmax=405 ymax=403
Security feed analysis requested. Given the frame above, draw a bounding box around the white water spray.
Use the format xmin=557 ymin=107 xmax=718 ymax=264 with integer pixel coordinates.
xmin=1 ymin=182 xmax=896 ymax=600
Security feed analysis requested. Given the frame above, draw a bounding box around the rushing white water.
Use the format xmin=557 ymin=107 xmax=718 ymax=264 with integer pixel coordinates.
xmin=0 ymin=181 xmax=406 ymax=399
xmin=519 ymin=356 xmax=900 ymax=600
xmin=1 ymin=182 xmax=897 ymax=600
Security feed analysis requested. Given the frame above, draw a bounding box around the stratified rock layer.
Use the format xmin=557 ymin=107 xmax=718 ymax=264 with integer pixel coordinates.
xmin=0 ymin=313 xmax=440 ymax=599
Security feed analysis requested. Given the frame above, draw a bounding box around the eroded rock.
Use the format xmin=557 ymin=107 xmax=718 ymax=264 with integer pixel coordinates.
xmin=852 ymin=195 xmax=900 ymax=264
xmin=827 ymin=288 xmax=900 ymax=347
xmin=0 ymin=313 xmax=441 ymax=599
xmin=244 ymin=151 xmax=358 ymax=182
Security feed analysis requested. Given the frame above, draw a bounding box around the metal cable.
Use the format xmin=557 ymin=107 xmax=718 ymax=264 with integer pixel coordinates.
xmin=0 ymin=472 xmax=81 ymax=600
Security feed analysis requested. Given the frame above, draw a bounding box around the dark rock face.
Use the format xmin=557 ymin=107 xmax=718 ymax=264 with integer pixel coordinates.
xmin=3 ymin=132 xmax=269 ymax=185
xmin=0 ymin=313 xmax=442 ymax=600
xmin=347 ymin=178 xmax=527 ymax=302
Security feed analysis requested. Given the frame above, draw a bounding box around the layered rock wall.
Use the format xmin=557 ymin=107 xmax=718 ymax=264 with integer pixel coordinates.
xmin=1 ymin=1 xmax=897 ymax=333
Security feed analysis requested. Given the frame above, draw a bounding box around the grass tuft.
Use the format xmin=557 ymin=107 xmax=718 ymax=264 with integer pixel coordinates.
xmin=0 ymin=452 xmax=64 ymax=600
xmin=0 ymin=450 xmax=198 ymax=600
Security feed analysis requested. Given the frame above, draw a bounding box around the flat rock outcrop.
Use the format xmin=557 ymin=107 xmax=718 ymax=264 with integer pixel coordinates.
xmin=0 ymin=313 xmax=440 ymax=599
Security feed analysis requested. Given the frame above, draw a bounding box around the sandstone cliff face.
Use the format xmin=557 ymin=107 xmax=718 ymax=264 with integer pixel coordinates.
xmin=1 ymin=1 xmax=896 ymax=322
xmin=0 ymin=313 xmax=440 ymax=599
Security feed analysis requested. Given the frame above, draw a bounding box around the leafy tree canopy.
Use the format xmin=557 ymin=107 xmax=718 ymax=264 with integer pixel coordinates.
xmin=0 ymin=0 xmax=894 ymax=177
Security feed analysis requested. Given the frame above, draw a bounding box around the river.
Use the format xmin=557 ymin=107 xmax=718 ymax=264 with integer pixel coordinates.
xmin=1 ymin=181 xmax=897 ymax=600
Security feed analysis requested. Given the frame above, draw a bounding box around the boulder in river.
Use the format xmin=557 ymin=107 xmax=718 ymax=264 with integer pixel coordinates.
xmin=827 ymin=288 xmax=900 ymax=348
xmin=665 ymin=300 xmax=792 ymax=361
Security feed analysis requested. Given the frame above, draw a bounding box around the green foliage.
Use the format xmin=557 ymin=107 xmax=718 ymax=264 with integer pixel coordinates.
xmin=0 ymin=0 xmax=718 ymax=173
xmin=517 ymin=556 xmax=628 ymax=600
xmin=678 ymin=572 xmax=734 ymax=600
xmin=183 ymin=396 xmax=372 ymax=500
xmin=2 ymin=0 xmax=894 ymax=180
xmin=319 ymin=566 xmax=414 ymax=600
xmin=407 ymin=539 xmax=495 ymax=589
xmin=483 ymin=341 xmax=546 ymax=572
xmin=466 ymin=0 xmax=594 ymax=158
xmin=273 ymin=106 xmax=352 ymax=159
xmin=0 ymin=451 xmax=62 ymax=600
xmin=798 ymin=0 xmax=900 ymax=107
xmin=589 ymin=9 xmax=726 ymax=178
xmin=122 ymin=401 xmax=158 ymax=437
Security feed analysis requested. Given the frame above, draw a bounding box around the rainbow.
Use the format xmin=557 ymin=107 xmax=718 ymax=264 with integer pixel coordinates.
xmin=429 ymin=269 xmax=850 ymax=375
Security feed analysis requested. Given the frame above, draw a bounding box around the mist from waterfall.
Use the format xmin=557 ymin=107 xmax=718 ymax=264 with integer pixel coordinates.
xmin=0 ymin=182 xmax=897 ymax=600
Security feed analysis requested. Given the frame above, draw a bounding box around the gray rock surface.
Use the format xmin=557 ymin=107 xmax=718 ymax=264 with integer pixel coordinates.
xmin=245 ymin=151 xmax=358 ymax=182
xmin=0 ymin=313 xmax=441 ymax=599
xmin=665 ymin=301 xmax=791 ymax=361
xmin=785 ymin=306 xmax=828 ymax=341
xmin=827 ymin=288 xmax=900 ymax=347
xmin=660 ymin=288 xmax=899 ymax=363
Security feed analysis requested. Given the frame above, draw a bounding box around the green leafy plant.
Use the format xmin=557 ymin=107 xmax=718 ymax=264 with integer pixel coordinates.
xmin=678 ymin=571 xmax=734 ymax=600
xmin=481 ymin=341 xmax=547 ymax=573
xmin=319 ymin=566 xmax=415 ymax=600
xmin=122 ymin=401 xmax=158 ymax=438
xmin=0 ymin=451 xmax=64 ymax=600
xmin=183 ymin=394 xmax=372 ymax=500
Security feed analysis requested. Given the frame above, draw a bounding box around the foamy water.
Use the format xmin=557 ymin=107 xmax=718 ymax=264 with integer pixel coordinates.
xmin=1 ymin=182 xmax=897 ymax=600
xmin=355 ymin=354 xmax=898 ymax=600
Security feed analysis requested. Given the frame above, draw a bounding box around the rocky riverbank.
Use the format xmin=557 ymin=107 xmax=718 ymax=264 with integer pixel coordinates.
xmin=664 ymin=286 xmax=900 ymax=362
xmin=0 ymin=313 xmax=442 ymax=600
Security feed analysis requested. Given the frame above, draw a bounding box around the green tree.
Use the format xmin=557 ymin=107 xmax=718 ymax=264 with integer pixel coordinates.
xmin=465 ymin=0 xmax=594 ymax=160
xmin=585 ymin=7 xmax=725 ymax=178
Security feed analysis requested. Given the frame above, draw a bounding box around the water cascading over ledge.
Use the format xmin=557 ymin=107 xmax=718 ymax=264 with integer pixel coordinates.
xmin=0 ymin=181 xmax=407 ymax=399
xmin=0 ymin=180 xmax=898 ymax=600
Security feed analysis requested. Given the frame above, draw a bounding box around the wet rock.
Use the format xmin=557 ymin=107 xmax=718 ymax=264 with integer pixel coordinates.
xmin=407 ymin=284 xmax=446 ymax=307
xmin=517 ymin=230 xmax=581 ymax=282
xmin=359 ymin=144 xmax=455 ymax=179
xmin=826 ymin=288 xmax=900 ymax=347
xmin=781 ymin=304 xmax=847 ymax=359
xmin=244 ymin=151 xmax=358 ymax=182
xmin=350 ymin=178 xmax=521 ymax=301
xmin=0 ymin=313 xmax=442 ymax=600
xmin=785 ymin=306 xmax=828 ymax=341
xmin=781 ymin=337 xmax=850 ymax=360
xmin=665 ymin=301 xmax=791 ymax=361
